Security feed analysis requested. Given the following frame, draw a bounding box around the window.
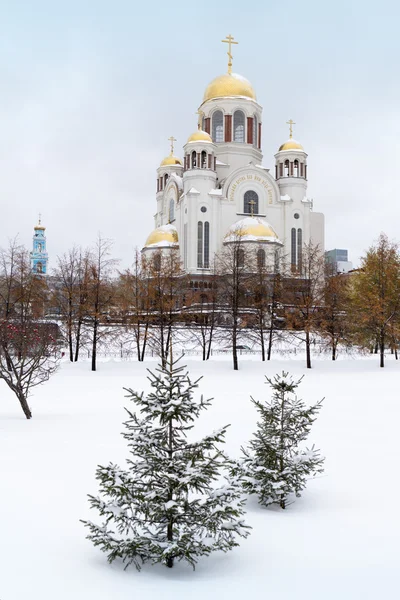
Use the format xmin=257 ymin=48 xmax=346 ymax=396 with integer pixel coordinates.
xmin=297 ymin=228 xmax=303 ymax=273
xmin=212 ymin=110 xmax=223 ymax=142
xmin=36 ymin=262 xmax=43 ymax=273
xmin=244 ymin=190 xmax=259 ymax=214
xmin=164 ymin=174 xmax=168 ymax=186
xmin=237 ymin=248 xmax=245 ymax=268
xmin=38 ymin=242 xmax=42 ymax=252
xmin=201 ymin=150 xmax=207 ymax=168
xmin=191 ymin=151 xmax=197 ymax=168
xmin=291 ymin=227 xmax=296 ymax=267
xmin=197 ymin=221 xmax=203 ymax=268
xmin=294 ymin=212 xmax=300 ymax=219
xmin=200 ymin=206 xmax=207 ymax=213
xmin=204 ymin=222 xmax=210 ymax=268
xmin=153 ymin=253 xmax=161 ymax=271
xmin=233 ymin=110 xmax=245 ymax=142
xmin=294 ymin=159 xmax=299 ymax=177
xmin=253 ymin=115 xmax=257 ymax=147
xmin=284 ymin=160 xmax=289 ymax=177
xmin=257 ymin=248 xmax=265 ymax=268
xmin=169 ymin=198 xmax=174 ymax=222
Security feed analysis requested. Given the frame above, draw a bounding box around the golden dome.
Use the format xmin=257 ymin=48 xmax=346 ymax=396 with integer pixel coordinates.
xmin=225 ymin=217 xmax=280 ymax=243
xmin=187 ymin=129 xmax=213 ymax=143
xmin=203 ymin=73 xmax=256 ymax=103
xmin=144 ymin=225 xmax=179 ymax=248
xmin=160 ymin=153 xmax=183 ymax=167
xmin=278 ymin=138 xmax=304 ymax=152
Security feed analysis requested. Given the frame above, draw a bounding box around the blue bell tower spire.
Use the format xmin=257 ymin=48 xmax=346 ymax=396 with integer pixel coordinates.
xmin=30 ymin=214 xmax=48 ymax=275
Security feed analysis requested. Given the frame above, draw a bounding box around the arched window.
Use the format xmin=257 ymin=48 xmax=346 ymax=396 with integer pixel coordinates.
xmin=257 ymin=248 xmax=266 ymax=269
xmin=191 ymin=151 xmax=197 ymax=168
xmin=244 ymin=190 xmax=259 ymax=214
xmin=201 ymin=150 xmax=207 ymax=168
xmin=294 ymin=159 xmax=299 ymax=177
xmin=169 ymin=198 xmax=174 ymax=223
xmin=38 ymin=242 xmax=42 ymax=252
xmin=197 ymin=221 xmax=203 ymax=268
xmin=204 ymin=222 xmax=210 ymax=268
xmin=164 ymin=174 xmax=169 ymax=186
xmin=153 ymin=253 xmax=161 ymax=272
xmin=212 ymin=110 xmax=223 ymax=143
xmin=297 ymin=228 xmax=303 ymax=273
xmin=291 ymin=227 xmax=296 ymax=269
xmin=233 ymin=110 xmax=245 ymax=142
xmin=36 ymin=262 xmax=43 ymax=273
xmin=284 ymin=160 xmax=290 ymax=177
xmin=200 ymin=293 xmax=208 ymax=304
xmin=253 ymin=115 xmax=257 ymax=147
xmin=237 ymin=248 xmax=245 ymax=268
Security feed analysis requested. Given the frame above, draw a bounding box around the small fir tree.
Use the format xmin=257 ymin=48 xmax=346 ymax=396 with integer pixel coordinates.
xmin=82 ymin=357 xmax=250 ymax=570
xmin=240 ymin=372 xmax=324 ymax=509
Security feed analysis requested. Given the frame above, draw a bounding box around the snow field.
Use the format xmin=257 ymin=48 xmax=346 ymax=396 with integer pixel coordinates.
xmin=0 ymin=356 xmax=398 ymax=600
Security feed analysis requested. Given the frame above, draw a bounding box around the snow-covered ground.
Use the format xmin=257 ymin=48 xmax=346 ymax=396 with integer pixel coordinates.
xmin=1 ymin=355 xmax=398 ymax=600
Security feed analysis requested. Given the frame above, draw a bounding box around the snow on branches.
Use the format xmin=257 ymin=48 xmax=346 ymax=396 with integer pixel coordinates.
xmin=82 ymin=357 xmax=250 ymax=570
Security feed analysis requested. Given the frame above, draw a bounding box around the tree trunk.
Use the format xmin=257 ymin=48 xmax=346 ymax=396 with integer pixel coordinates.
xmin=74 ymin=319 xmax=82 ymax=362
xmin=232 ymin=322 xmax=238 ymax=371
xmin=260 ymin=327 xmax=265 ymax=362
xmin=305 ymin=330 xmax=312 ymax=369
xmin=18 ymin=392 xmax=32 ymax=419
xmin=91 ymin=319 xmax=98 ymax=371
xmin=332 ymin=341 xmax=337 ymax=361
xmin=380 ymin=335 xmax=385 ymax=368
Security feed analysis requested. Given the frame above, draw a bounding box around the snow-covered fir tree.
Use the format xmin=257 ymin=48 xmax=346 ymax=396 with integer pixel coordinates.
xmin=239 ymin=371 xmax=324 ymax=509
xmin=81 ymin=357 xmax=250 ymax=570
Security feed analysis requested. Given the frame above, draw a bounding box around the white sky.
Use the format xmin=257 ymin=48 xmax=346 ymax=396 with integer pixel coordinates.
xmin=0 ymin=0 xmax=399 ymax=269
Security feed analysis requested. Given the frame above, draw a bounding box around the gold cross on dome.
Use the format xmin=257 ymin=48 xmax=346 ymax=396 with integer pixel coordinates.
xmin=168 ymin=136 xmax=177 ymax=154
xmin=222 ymin=34 xmax=238 ymax=74
xmin=286 ymin=119 xmax=296 ymax=139
xmin=248 ymin=199 xmax=256 ymax=217
xmin=38 ymin=212 xmax=42 ymax=225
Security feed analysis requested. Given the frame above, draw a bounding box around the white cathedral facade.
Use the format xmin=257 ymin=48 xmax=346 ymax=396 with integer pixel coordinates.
xmin=142 ymin=37 xmax=324 ymax=274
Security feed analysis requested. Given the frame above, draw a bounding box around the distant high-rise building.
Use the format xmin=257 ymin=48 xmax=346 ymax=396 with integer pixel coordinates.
xmin=325 ymin=248 xmax=352 ymax=273
xmin=30 ymin=216 xmax=48 ymax=275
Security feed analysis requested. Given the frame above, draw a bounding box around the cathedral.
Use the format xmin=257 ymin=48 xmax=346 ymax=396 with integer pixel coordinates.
xmin=143 ymin=35 xmax=325 ymax=274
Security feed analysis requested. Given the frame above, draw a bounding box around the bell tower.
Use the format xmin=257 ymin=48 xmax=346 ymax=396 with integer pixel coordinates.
xmin=30 ymin=215 xmax=48 ymax=275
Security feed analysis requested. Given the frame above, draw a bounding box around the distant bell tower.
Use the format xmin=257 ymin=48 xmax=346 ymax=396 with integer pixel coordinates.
xmin=31 ymin=215 xmax=48 ymax=275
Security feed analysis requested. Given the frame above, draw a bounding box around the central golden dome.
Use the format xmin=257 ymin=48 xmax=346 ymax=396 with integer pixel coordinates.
xmin=224 ymin=217 xmax=280 ymax=243
xmin=203 ymin=73 xmax=256 ymax=103
xmin=279 ymin=138 xmax=304 ymax=152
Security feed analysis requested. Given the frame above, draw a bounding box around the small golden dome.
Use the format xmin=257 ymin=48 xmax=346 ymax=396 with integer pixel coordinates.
xmin=144 ymin=225 xmax=179 ymax=248
xmin=187 ymin=130 xmax=213 ymax=143
xmin=203 ymin=73 xmax=256 ymax=103
xmin=278 ymin=139 xmax=304 ymax=152
xmin=160 ymin=154 xmax=183 ymax=167
xmin=224 ymin=217 xmax=280 ymax=242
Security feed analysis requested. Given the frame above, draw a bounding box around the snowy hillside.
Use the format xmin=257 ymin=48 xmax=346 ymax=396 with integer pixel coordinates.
xmin=0 ymin=356 xmax=397 ymax=600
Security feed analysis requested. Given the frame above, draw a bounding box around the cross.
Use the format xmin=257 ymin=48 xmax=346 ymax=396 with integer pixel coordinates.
xmin=222 ymin=34 xmax=238 ymax=74
xmin=38 ymin=212 xmax=41 ymax=225
xmin=286 ymin=119 xmax=296 ymax=139
xmin=168 ymin=136 xmax=176 ymax=154
xmin=196 ymin=109 xmax=204 ymax=130
xmin=248 ymin=199 xmax=256 ymax=217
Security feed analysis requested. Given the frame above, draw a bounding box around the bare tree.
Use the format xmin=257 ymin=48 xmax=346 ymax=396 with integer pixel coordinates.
xmin=115 ymin=249 xmax=152 ymax=361
xmin=216 ymin=237 xmax=251 ymax=371
xmin=87 ymin=235 xmax=118 ymax=372
xmin=52 ymin=246 xmax=91 ymax=362
xmin=319 ymin=264 xmax=351 ymax=360
xmin=0 ymin=241 xmax=59 ymax=418
xmin=286 ymin=242 xmax=325 ymax=369
xmin=144 ymin=250 xmax=186 ymax=367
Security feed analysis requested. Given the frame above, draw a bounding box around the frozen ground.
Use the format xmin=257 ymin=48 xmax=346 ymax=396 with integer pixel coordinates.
xmin=1 ymin=355 xmax=398 ymax=600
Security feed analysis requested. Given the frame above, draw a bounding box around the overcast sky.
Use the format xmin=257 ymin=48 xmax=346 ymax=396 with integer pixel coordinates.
xmin=0 ymin=0 xmax=399 ymax=269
